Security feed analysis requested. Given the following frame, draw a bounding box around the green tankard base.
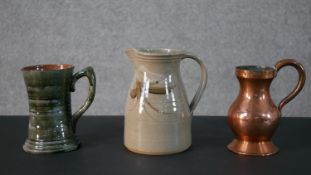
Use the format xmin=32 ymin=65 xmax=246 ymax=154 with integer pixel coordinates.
xmin=23 ymin=138 xmax=80 ymax=154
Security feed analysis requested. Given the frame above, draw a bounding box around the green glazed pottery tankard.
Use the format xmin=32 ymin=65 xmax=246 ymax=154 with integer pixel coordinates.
xmin=22 ymin=64 xmax=96 ymax=154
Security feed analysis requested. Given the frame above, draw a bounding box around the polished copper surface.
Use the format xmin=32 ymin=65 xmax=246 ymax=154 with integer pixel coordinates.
xmin=227 ymin=59 xmax=306 ymax=156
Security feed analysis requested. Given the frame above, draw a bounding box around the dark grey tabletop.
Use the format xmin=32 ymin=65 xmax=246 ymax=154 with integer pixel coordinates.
xmin=1 ymin=116 xmax=310 ymax=175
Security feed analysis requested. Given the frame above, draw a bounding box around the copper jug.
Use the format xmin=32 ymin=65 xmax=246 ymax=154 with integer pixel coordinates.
xmin=227 ymin=59 xmax=306 ymax=156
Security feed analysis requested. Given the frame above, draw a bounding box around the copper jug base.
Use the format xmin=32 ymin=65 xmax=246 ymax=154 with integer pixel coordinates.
xmin=227 ymin=139 xmax=279 ymax=156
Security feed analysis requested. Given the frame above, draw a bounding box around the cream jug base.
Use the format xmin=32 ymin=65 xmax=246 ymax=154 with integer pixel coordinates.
xmin=124 ymin=144 xmax=191 ymax=155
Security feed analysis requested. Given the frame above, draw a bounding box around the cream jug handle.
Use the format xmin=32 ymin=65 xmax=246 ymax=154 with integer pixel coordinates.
xmin=274 ymin=59 xmax=306 ymax=111
xmin=181 ymin=54 xmax=208 ymax=114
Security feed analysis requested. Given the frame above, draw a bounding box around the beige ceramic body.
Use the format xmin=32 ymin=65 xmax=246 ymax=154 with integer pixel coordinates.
xmin=124 ymin=48 xmax=207 ymax=155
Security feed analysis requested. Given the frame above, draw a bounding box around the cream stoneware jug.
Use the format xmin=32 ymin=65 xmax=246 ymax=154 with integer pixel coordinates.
xmin=124 ymin=48 xmax=208 ymax=155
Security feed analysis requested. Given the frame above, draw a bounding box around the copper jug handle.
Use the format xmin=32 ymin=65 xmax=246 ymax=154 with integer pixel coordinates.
xmin=181 ymin=54 xmax=208 ymax=114
xmin=274 ymin=59 xmax=306 ymax=111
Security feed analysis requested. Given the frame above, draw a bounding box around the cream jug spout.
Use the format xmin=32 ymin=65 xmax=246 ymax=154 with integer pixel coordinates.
xmin=125 ymin=48 xmax=137 ymax=59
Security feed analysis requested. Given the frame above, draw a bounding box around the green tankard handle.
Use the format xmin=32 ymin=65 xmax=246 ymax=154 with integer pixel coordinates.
xmin=71 ymin=66 xmax=96 ymax=133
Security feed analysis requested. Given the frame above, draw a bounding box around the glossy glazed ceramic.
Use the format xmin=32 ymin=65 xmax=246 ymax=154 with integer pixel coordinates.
xmin=227 ymin=59 xmax=306 ymax=156
xmin=22 ymin=64 xmax=96 ymax=154
xmin=124 ymin=48 xmax=207 ymax=155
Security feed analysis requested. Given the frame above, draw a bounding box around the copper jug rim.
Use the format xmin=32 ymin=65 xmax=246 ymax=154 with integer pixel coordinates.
xmin=236 ymin=65 xmax=276 ymax=79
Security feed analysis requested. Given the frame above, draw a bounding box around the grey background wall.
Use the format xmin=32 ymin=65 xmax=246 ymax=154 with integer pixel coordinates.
xmin=0 ymin=0 xmax=310 ymax=116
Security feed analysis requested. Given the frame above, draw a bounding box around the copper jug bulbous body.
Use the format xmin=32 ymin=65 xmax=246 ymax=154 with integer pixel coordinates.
xmin=227 ymin=59 xmax=306 ymax=156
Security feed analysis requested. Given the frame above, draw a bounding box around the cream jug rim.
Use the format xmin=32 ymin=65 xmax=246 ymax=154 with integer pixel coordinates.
xmin=125 ymin=48 xmax=191 ymax=61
